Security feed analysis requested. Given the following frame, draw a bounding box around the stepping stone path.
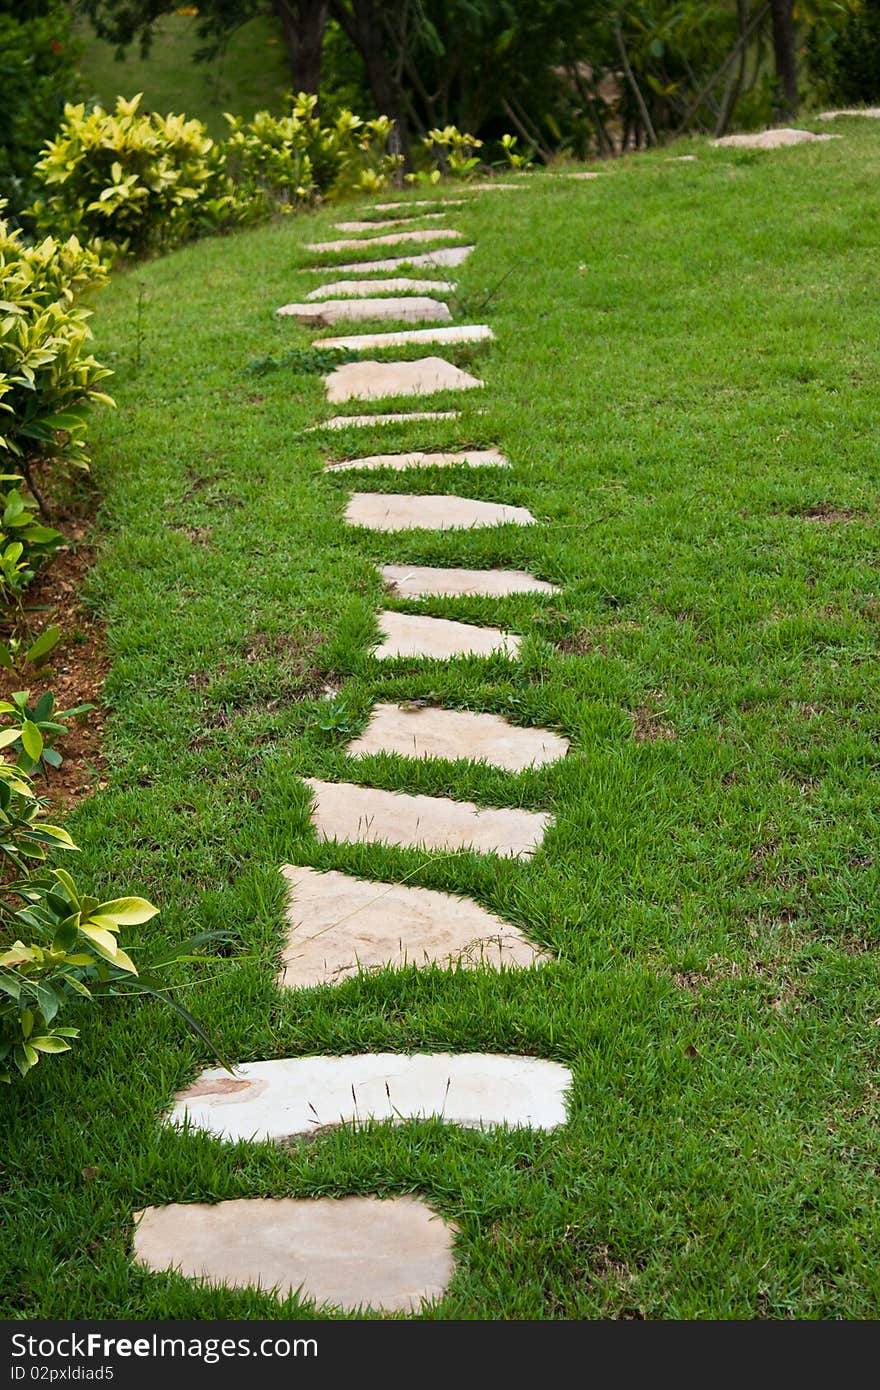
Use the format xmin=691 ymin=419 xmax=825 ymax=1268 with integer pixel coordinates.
xmin=712 ymin=127 xmax=839 ymax=148
xmin=306 ymin=228 xmax=464 ymax=253
xmin=306 ymin=278 xmax=456 ymax=300
xmin=374 ymin=199 xmax=466 ymax=210
xmin=381 ymin=563 xmax=557 ymax=597
xmin=347 ymin=702 xmax=569 ymax=771
xmin=279 ymin=866 xmax=546 ymax=986
xmin=562 ymin=171 xmax=602 ymax=180
xmin=319 ymin=323 xmax=494 ymax=351
xmin=278 ymin=297 xmax=453 ymax=325
xmin=374 ymin=610 xmax=520 ymax=660
xmin=335 ymin=214 xmax=448 ymax=230
xmin=138 ymin=173 xmax=576 ymax=1315
xmin=304 ymin=778 xmax=551 ymax=856
xmin=345 ymin=492 xmax=534 ymax=531
xmin=325 ymin=448 xmax=508 ymax=472
xmin=818 ymin=108 xmax=880 ymax=119
xmin=325 ymin=357 xmax=483 ymax=403
xmin=169 ymin=1055 xmax=570 ymax=1138
xmin=134 ymin=1197 xmax=455 ymax=1313
xmin=311 ymin=246 xmax=474 ymax=274
xmin=319 ymin=410 xmax=461 ymax=430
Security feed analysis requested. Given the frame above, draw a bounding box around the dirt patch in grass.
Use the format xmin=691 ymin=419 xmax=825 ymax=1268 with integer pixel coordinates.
xmin=796 ymin=503 xmax=864 ymax=523
xmin=0 ymin=521 xmax=108 ymax=811
xmin=632 ymin=692 xmax=676 ymax=744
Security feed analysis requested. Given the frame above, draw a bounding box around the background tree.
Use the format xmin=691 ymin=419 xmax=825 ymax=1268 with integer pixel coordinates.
xmin=0 ymin=0 xmax=80 ymax=207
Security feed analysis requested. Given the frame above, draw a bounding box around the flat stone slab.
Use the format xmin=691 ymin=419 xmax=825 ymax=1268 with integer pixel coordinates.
xmin=712 ymin=127 xmax=839 ymax=148
xmin=278 ymin=297 xmax=452 ymax=326
xmin=817 ymin=108 xmax=880 ymax=119
xmin=306 ymin=229 xmax=463 ymax=252
xmin=279 ymin=865 xmax=546 ymax=986
xmin=306 ymin=278 xmax=456 ymax=300
xmin=381 ymin=563 xmax=557 ymax=597
xmin=562 ymin=171 xmax=602 ymax=179
xmin=133 ymin=1196 xmax=454 ymax=1313
xmin=345 ymin=492 xmax=534 ymax=530
xmin=325 ymin=358 xmax=483 ymax=403
xmin=320 ymin=324 xmax=493 ymax=351
xmin=375 ymin=610 xmax=520 ymax=659
xmin=319 ymin=410 xmax=461 ymax=430
xmin=304 ymin=777 xmax=549 ymax=856
xmin=668 ymin=154 xmax=698 ymax=162
xmin=171 ymin=1054 xmax=570 ymax=1137
xmin=347 ymin=702 xmax=569 ymax=771
xmin=325 ymin=448 xmax=507 ymax=472
xmin=465 ymin=181 xmax=524 ymax=190
xmin=310 ymin=246 xmax=474 ymax=274
xmin=335 ymin=214 xmax=447 ymax=231
xmin=374 ymin=199 xmax=466 ymax=211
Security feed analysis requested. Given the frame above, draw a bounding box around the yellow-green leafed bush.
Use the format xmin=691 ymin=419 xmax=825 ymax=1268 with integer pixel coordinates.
xmin=224 ymin=93 xmax=402 ymax=217
xmin=0 ymin=207 xmax=112 ymax=483
xmin=29 ymin=94 xmax=229 ymax=259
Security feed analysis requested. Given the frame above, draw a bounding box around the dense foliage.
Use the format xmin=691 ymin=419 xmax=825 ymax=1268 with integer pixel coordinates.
xmin=809 ymin=0 xmax=880 ymax=103
xmin=0 ymin=0 xmax=80 ymax=208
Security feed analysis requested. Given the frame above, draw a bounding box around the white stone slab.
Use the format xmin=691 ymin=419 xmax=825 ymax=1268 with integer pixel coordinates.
xmin=279 ymin=865 xmax=546 ymax=986
xmin=304 ymin=777 xmax=548 ymax=856
xmin=335 ymin=214 xmax=447 ymax=231
xmin=306 ymin=278 xmax=456 ymax=301
xmin=374 ymin=199 xmax=466 ymax=211
xmin=306 ymin=229 xmax=463 ymax=252
xmin=562 ymin=171 xmax=602 ymax=179
xmin=325 ymin=358 xmax=483 ymax=403
xmin=318 ymin=410 xmax=461 ymax=430
xmin=278 ymin=297 xmax=452 ymax=325
xmin=309 ymin=246 xmax=474 ymax=274
xmin=320 ymin=324 xmax=493 ymax=351
xmin=133 ymin=1196 xmax=454 ymax=1313
xmin=347 ymin=703 xmax=569 ymax=771
xmin=817 ymin=108 xmax=880 ymax=119
xmin=464 ymin=181 xmax=524 ymax=190
xmin=668 ymin=154 xmax=698 ymax=162
xmin=171 ymin=1054 xmax=570 ymax=1137
xmin=712 ymin=127 xmax=839 ymax=148
xmin=345 ymin=492 xmax=534 ymax=530
xmin=381 ymin=563 xmax=557 ymax=597
xmin=375 ymin=610 xmax=520 ymax=660
xmin=325 ymin=448 xmax=507 ymax=472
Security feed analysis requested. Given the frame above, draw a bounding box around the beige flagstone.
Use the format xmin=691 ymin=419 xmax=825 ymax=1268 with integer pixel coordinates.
xmin=278 ymin=866 xmax=546 ymax=986
xmin=277 ymin=297 xmax=453 ymax=325
xmin=325 ymin=358 xmax=483 ymax=403
xmin=317 ymin=410 xmax=461 ymax=430
xmin=304 ymin=777 xmax=549 ymax=856
xmin=347 ymin=702 xmax=569 ymax=771
xmin=712 ymin=127 xmax=839 ymax=148
xmin=375 ymin=610 xmax=520 ymax=659
xmin=374 ymin=199 xmax=466 ymax=211
xmin=344 ymin=492 xmax=534 ymax=530
xmin=319 ymin=323 xmax=493 ymax=351
xmin=465 ymin=181 xmax=524 ymax=190
xmin=306 ymin=228 xmax=463 ymax=253
xmin=306 ymin=278 xmax=456 ymax=300
xmin=335 ymin=214 xmax=447 ymax=231
xmin=133 ymin=1196 xmax=455 ymax=1313
xmin=381 ymin=563 xmax=557 ymax=598
xmin=325 ymin=448 xmax=507 ymax=472
xmin=562 ymin=171 xmax=602 ymax=179
xmin=668 ymin=154 xmax=698 ymax=162
xmin=308 ymin=246 xmax=474 ymax=274
xmin=171 ymin=1054 xmax=569 ymax=1138
xmin=817 ymin=108 xmax=880 ymax=119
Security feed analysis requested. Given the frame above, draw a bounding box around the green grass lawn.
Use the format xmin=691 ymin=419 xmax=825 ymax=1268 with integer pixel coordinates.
xmin=5 ymin=120 xmax=880 ymax=1319
xmin=75 ymin=12 xmax=289 ymax=137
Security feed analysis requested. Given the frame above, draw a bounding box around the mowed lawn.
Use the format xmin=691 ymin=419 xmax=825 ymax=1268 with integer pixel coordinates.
xmin=5 ymin=121 xmax=880 ymax=1319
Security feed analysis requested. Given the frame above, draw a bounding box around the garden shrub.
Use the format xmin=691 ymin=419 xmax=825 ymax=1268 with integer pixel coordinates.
xmin=809 ymin=0 xmax=880 ymax=105
xmin=223 ymin=93 xmax=402 ymax=217
xmin=28 ymin=94 xmax=228 ymax=259
xmin=0 ymin=205 xmax=112 ymax=489
xmin=0 ymin=480 xmax=63 ymax=607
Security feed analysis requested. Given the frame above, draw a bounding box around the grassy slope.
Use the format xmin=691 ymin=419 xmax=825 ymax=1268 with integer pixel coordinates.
xmin=5 ymin=121 xmax=880 ymax=1319
xmin=75 ymin=13 xmax=288 ymax=137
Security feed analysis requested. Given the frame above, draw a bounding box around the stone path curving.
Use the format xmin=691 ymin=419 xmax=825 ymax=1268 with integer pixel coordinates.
xmin=137 ymin=174 xmax=575 ymax=1316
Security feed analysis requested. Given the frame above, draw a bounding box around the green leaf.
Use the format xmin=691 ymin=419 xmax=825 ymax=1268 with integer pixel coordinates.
xmin=91 ymin=897 xmax=159 ymax=926
xmin=25 ymin=627 xmax=61 ymax=664
xmin=0 ymin=727 xmax=22 ymax=750
xmin=29 ymin=1036 xmax=72 ymax=1054
xmin=20 ymin=721 xmax=43 ymax=762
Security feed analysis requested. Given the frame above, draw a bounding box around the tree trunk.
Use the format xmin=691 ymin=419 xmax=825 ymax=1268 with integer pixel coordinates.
xmin=271 ymin=0 xmax=329 ymax=95
xmin=769 ymin=0 xmax=798 ymax=118
xmin=330 ymin=0 xmax=411 ymax=156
